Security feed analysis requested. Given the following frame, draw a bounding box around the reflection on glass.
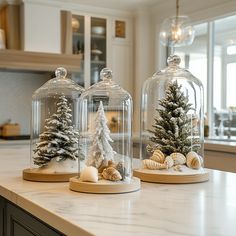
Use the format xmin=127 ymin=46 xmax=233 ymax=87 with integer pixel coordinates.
xmin=91 ymin=17 xmax=106 ymax=85
xmin=72 ymin=15 xmax=85 ymax=87
xmin=213 ymin=15 xmax=236 ymax=139
xmin=175 ymin=23 xmax=208 ymax=113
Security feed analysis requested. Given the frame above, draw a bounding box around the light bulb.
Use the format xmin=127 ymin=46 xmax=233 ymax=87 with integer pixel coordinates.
xmin=160 ymin=16 xmax=195 ymax=47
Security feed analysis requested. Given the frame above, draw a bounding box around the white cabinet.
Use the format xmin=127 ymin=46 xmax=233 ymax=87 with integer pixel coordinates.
xmin=62 ymin=10 xmax=133 ymax=92
xmin=21 ymin=1 xmax=134 ymax=93
xmin=22 ymin=1 xmax=61 ymax=53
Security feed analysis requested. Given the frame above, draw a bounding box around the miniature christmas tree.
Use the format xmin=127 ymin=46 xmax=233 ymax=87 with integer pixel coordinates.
xmin=33 ymin=95 xmax=83 ymax=167
xmin=86 ymin=101 xmax=115 ymax=169
xmin=149 ymin=80 xmax=200 ymax=156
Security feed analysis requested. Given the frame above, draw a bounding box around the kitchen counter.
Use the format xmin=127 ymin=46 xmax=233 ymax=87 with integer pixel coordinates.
xmin=204 ymin=139 xmax=236 ymax=153
xmin=0 ymin=145 xmax=236 ymax=236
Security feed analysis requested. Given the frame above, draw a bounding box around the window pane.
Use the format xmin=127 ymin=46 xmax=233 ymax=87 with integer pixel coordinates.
xmin=175 ymin=23 xmax=208 ymax=113
xmin=227 ymin=63 xmax=236 ymax=108
xmin=227 ymin=45 xmax=236 ymax=55
xmin=214 ymin=15 xmax=236 ymax=138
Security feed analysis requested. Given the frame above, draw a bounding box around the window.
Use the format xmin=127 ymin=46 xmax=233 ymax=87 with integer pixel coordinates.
xmin=168 ymin=15 xmax=236 ymax=140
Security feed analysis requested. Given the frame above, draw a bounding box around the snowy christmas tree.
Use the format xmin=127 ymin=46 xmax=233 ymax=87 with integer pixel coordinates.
xmin=86 ymin=101 xmax=115 ymax=169
xmin=33 ymin=95 xmax=83 ymax=167
xmin=149 ymin=80 xmax=200 ymax=156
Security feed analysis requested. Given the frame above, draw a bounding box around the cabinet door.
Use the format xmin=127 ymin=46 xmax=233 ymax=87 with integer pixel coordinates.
xmin=0 ymin=197 xmax=5 ymax=236
xmin=71 ymin=14 xmax=85 ymax=87
xmin=6 ymin=202 xmax=64 ymax=236
xmin=90 ymin=17 xmax=107 ymax=85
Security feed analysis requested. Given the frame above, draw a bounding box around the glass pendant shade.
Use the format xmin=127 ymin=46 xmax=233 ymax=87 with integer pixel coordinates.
xmin=160 ymin=15 xmax=195 ymax=47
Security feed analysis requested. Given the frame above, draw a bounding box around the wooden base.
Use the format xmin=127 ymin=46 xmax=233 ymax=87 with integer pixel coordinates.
xmin=22 ymin=168 xmax=77 ymax=182
xmin=133 ymin=168 xmax=209 ymax=184
xmin=69 ymin=177 xmax=141 ymax=194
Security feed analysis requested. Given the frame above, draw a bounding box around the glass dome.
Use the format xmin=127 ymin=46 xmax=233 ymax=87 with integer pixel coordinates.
xmin=26 ymin=67 xmax=84 ymax=181
xmin=78 ymin=68 xmax=133 ymax=184
xmin=140 ymin=55 xmax=205 ymax=175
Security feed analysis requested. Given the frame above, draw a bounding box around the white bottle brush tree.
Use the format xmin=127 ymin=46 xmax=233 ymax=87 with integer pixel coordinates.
xmin=86 ymin=101 xmax=115 ymax=169
xmin=148 ymin=80 xmax=200 ymax=156
xmin=33 ymin=95 xmax=83 ymax=167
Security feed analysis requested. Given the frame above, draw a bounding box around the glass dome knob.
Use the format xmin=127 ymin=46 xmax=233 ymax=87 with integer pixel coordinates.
xmin=55 ymin=67 xmax=67 ymax=79
xmin=100 ymin=68 xmax=113 ymax=81
xmin=167 ymin=55 xmax=181 ymax=67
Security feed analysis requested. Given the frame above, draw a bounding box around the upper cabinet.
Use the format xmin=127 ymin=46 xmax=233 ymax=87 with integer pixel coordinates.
xmin=61 ymin=9 xmax=133 ymax=92
xmin=90 ymin=17 xmax=107 ymax=85
xmin=0 ymin=0 xmax=133 ymax=93
xmin=62 ymin=12 xmax=108 ymax=87
xmin=22 ymin=2 xmax=61 ymax=53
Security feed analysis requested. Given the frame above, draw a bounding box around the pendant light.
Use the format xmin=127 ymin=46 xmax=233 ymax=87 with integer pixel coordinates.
xmin=159 ymin=0 xmax=195 ymax=47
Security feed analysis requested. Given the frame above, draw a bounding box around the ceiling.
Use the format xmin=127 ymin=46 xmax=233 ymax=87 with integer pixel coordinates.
xmin=58 ymin=0 xmax=163 ymax=11
xmin=0 ymin=0 xmax=164 ymax=11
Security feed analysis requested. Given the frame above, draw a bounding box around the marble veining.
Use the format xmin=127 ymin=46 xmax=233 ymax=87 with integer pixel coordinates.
xmin=0 ymin=145 xmax=236 ymax=236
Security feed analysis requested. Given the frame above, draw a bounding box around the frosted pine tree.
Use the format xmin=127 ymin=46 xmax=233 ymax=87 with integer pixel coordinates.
xmin=86 ymin=101 xmax=115 ymax=169
xmin=149 ymin=80 xmax=200 ymax=156
xmin=33 ymin=95 xmax=83 ymax=167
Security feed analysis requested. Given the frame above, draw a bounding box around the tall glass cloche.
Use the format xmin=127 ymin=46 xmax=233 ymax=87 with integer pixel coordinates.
xmin=23 ymin=67 xmax=84 ymax=182
xmin=69 ymin=68 xmax=140 ymax=193
xmin=134 ymin=55 xmax=209 ymax=183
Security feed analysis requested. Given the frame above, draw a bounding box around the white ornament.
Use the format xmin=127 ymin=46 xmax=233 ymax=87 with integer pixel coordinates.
xmin=164 ymin=156 xmax=174 ymax=169
xmin=150 ymin=149 xmax=165 ymax=163
xmin=186 ymin=151 xmax=202 ymax=169
xmin=170 ymin=153 xmax=186 ymax=165
xmin=102 ymin=167 xmax=122 ymax=181
xmin=143 ymin=159 xmax=166 ymax=170
xmin=80 ymin=166 xmax=98 ymax=182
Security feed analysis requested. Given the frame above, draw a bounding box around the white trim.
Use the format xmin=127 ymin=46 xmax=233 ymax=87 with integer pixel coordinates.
xmin=84 ymin=15 xmax=90 ymax=89
xmin=22 ymin=0 xmax=134 ymax=18
xmin=207 ymin=22 xmax=215 ymax=137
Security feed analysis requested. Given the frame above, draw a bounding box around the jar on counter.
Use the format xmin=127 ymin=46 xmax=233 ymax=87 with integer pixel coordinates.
xmin=23 ymin=67 xmax=84 ymax=182
xmin=134 ymin=55 xmax=209 ymax=183
xmin=69 ymin=68 xmax=140 ymax=193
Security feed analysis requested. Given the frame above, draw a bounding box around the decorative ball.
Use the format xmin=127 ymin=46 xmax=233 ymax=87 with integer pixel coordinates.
xmin=72 ymin=17 xmax=80 ymax=32
xmin=55 ymin=67 xmax=67 ymax=79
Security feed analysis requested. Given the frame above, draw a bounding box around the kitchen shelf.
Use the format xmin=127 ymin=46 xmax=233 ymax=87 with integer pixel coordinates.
xmin=91 ymin=60 xmax=106 ymax=64
xmin=91 ymin=34 xmax=106 ymax=39
xmin=0 ymin=49 xmax=81 ymax=72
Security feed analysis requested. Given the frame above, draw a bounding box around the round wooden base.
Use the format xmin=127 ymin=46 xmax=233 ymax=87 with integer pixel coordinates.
xmin=133 ymin=168 xmax=209 ymax=184
xmin=69 ymin=177 xmax=141 ymax=194
xmin=22 ymin=168 xmax=77 ymax=182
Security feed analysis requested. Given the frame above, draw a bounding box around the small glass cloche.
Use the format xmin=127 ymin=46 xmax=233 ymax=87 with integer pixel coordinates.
xmin=69 ymin=68 xmax=140 ymax=193
xmin=134 ymin=55 xmax=209 ymax=183
xmin=23 ymin=67 xmax=85 ymax=182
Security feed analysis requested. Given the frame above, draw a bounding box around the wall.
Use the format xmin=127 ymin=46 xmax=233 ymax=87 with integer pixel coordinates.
xmin=0 ymin=71 xmax=48 ymax=135
xmin=133 ymin=8 xmax=155 ymax=133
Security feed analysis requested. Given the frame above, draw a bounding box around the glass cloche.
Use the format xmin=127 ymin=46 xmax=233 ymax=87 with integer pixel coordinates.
xmin=134 ymin=55 xmax=209 ymax=183
xmin=23 ymin=67 xmax=84 ymax=182
xmin=69 ymin=68 xmax=140 ymax=193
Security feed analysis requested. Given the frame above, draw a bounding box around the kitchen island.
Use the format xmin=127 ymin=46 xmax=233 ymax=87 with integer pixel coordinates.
xmin=0 ymin=145 xmax=236 ymax=236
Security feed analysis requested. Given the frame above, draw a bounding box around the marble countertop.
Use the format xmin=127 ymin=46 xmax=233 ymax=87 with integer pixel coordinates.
xmin=0 ymin=145 xmax=236 ymax=236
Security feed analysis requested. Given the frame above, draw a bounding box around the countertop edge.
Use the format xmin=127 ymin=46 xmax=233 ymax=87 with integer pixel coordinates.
xmin=0 ymin=185 xmax=93 ymax=236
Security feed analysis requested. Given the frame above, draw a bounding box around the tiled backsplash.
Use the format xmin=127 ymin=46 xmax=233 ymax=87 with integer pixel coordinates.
xmin=0 ymin=71 xmax=49 ymax=135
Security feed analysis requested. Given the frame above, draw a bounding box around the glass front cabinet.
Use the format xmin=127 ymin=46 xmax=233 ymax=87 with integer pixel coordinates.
xmin=62 ymin=11 xmax=107 ymax=88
